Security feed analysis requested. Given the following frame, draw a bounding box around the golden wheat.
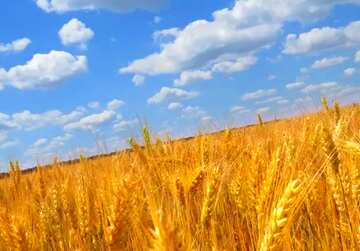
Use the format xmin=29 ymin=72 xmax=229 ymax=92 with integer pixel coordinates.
xmin=0 ymin=102 xmax=358 ymax=250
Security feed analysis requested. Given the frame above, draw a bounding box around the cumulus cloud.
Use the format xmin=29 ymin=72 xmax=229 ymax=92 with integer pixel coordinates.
xmin=0 ymin=38 xmax=31 ymax=53
xmin=152 ymin=28 xmax=180 ymax=44
xmin=25 ymin=134 xmax=73 ymax=157
xmin=344 ymin=68 xmax=356 ymax=77
xmin=59 ymin=18 xmax=94 ymax=49
xmin=0 ymin=113 xmax=17 ymax=130
xmin=168 ymin=102 xmax=183 ymax=110
xmin=174 ymin=70 xmax=212 ymax=87
xmin=241 ymin=89 xmax=277 ymax=101
xmin=11 ymin=109 xmax=84 ymax=131
xmin=64 ymin=110 xmax=116 ymax=130
xmin=35 ymin=0 xmax=167 ymax=13
xmin=148 ymin=87 xmax=199 ymax=104
xmin=211 ymin=56 xmax=257 ymax=74
xmin=301 ymin=82 xmax=338 ymax=93
xmin=107 ymin=99 xmax=125 ymax=110
xmin=283 ymin=21 xmax=360 ymax=54
xmin=172 ymin=56 xmax=256 ymax=87
xmin=0 ymin=50 xmax=87 ymax=90
xmin=132 ymin=75 xmax=145 ymax=86
xmin=286 ymin=81 xmax=305 ymax=90
xmin=181 ymin=106 xmax=206 ymax=118
xmin=120 ymin=0 xmax=359 ymax=76
xmin=247 ymin=0 xmax=360 ymax=22
xmin=119 ymin=2 xmax=282 ymax=76
xmin=0 ymin=97 xmax=128 ymax=143
xmin=311 ymin=56 xmax=348 ymax=69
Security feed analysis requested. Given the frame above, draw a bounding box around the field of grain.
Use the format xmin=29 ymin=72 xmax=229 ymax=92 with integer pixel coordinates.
xmin=0 ymin=99 xmax=359 ymax=250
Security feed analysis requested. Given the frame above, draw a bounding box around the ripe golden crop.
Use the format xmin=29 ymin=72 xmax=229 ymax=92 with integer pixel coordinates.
xmin=0 ymin=100 xmax=359 ymax=250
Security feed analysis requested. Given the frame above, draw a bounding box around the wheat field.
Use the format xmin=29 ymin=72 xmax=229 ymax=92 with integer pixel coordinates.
xmin=0 ymin=99 xmax=359 ymax=250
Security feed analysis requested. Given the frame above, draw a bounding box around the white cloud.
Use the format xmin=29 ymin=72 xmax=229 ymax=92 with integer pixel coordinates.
xmin=132 ymin=75 xmax=145 ymax=86
xmin=11 ymin=109 xmax=84 ymax=131
xmin=0 ymin=50 xmax=87 ymax=90
xmin=88 ymin=101 xmax=100 ymax=109
xmin=286 ymin=81 xmax=305 ymax=90
xmin=211 ymin=56 xmax=257 ymax=74
xmin=182 ymin=106 xmax=206 ymax=118
xmin=0 ymin=98 xmax=125 ymax=136
xmin=283 ymin=21 xmax=360 ymax=54
xmin=241 ymin=88 xmax=277 ymax=101
xmin=246 ymin=0 xmax=360 ymax=22
xmin=120 ymin=1 xmax=359 ymax=76
xmin=25 ymin=133 xmax=73 ymax=157
xmin=64 ymin=110 xmax=116 ymax=130
xmin=174 ymin=70 xmax=212 ymax=87
xmin=168 ymin=102 xmax=183 ymax=110
xmin=0 ymin=107 xmax=85 ymax=132
xmin=152 ymin=28 xmax=180 ymax=44
xmin=311 ymin=56 xmax=348 ymax=69
xmin=256 ymin=107 xmax=270 ymax=114
xmin=59 ymin=18 xmax=94 ymax=49
xmin=76 ymin=106 xmax=87 ymax=112
xmin=291 ymin=96 xmax=316 ymax=112
xmin=332 ymin=86 xmax=360 ymax=99
xmin=35 ymin=0 xmax=167 ymax=13
xmin=319 ymin=85 xmax=360 ymax=105
xmin=355 ymin=50 xmax=360 ymax=63
xmin=107 ymin=99 xmax=125 ymax=110
xmin=230 ymin=106 xmax=250 ymax=114
xmin=201 ymin=116 xmax=213 ymax=123
xmin=0 ymin=140 xmax=19 ymax=149
xmin=120 ymin=2 xmax=282 ymax=76
xmin=33 ymin=138 xmax=48 ymax=147
xmin=0 ymin=38 xmax=31 ymax=53
xmin=113 ymin=119 xmax=139 ymax=132
xmin=344 ymin=68 xmax=356 ymax=77
xmin=301 ymin=82 xmax=338 ymax=93
xmin=148 ymin=87 xmax=199 ymax=104
xmin=0 ymin=113 xmax=17 ymax=130
xmin=256 ymin=96 xmax=285 ymax=104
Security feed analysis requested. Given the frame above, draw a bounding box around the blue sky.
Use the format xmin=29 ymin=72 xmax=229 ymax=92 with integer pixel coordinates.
xmin=0 ymin=0 xmax=360 ymax=170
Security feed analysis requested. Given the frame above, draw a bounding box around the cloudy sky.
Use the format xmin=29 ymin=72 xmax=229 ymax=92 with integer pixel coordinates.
xmin=1 ymin=0 xmax=360 ymax=169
